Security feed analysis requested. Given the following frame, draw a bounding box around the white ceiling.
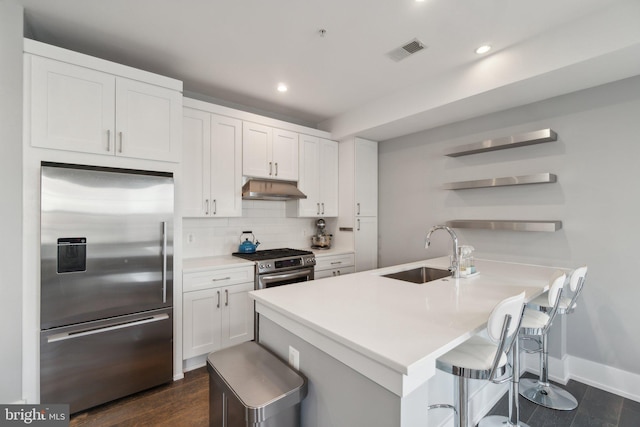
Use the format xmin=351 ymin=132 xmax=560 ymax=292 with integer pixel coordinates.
xmin=16 ymin=0 xmax=640 ymax=141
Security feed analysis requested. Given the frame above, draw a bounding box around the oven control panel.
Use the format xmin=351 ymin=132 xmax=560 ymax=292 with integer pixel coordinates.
xmin=257 ymin=255 xmax=316 ymax=274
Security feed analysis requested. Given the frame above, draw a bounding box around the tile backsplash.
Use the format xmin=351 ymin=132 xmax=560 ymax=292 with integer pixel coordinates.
xmin=182 ymin=200 xmax=338 ymax=258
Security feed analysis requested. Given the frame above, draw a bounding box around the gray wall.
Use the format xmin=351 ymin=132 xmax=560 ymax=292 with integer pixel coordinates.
xmin=378 ymin=75 xmax=640 ymax=375
xmin=0 ymin=0 xmax=24 ymax=404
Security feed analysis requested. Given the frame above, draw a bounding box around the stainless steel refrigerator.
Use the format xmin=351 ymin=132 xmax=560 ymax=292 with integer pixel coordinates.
xmin=39 ymin=162 xmax=174 ymax=413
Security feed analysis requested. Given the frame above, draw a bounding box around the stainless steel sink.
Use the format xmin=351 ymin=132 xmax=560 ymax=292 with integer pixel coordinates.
xmin=382 ymin=267 xmax=451 ymax=284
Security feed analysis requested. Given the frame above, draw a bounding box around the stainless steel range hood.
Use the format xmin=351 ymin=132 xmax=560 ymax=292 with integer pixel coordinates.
xmin=242 ymin=179 xmax=307 ymax=201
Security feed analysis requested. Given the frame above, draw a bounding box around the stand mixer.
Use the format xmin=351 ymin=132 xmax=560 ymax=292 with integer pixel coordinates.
xmin=311 ymin=218 xmax=332 ymax=249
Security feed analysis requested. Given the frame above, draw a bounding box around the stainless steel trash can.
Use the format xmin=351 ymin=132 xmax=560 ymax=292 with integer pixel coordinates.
xmin=207 ymin=342 xmax=307 ymax=427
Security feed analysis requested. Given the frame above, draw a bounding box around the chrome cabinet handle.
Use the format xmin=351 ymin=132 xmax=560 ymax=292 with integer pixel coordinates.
xmin=337 ymin=270 xmax=341 ymax=276
xmin=331 ymin=261 xmax=342 ymax=265
xmin=317 ymin=203 xmax=320 ymax=215
xmin=275 ymin=162 xmax=279 ymax=176
xmin=118 ymin=131 xmax=123 ymax=153
xmin=106 ymin=129 xmax=111 ymax=151
xmin=225 ymin=289 xmax=229 ymax=307
xmin=321 ymin=203 xmax=325 ymax=214
xmin=216 ymin=290 xmax=220 ymax=308
xmin=357 ymin=218 xmax=361 ymax=231
xmin=213 ymin=199 xmax=217 ymax=215
xmin=211 ymin=277 xmax=231 ymax=282
xmin=205 ymin=199 xmax=209 ymax=215
xmin=357 ymin=203 xmax=361 ymax=215
xmin=162 ymin=221 xmax=167 ymax=303
xmin=269 ymin=162 xmax=273 ymax=176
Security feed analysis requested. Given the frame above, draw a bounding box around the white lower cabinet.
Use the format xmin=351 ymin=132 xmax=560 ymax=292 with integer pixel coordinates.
xmin=183 ymin=266 xmax=254 ymax=359
xmin=314 ymin=253 xmax=355 ymax=279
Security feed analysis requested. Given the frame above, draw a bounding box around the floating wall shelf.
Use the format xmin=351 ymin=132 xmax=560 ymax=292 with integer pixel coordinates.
xmin=443 ymin=173 xmax=557 ymax=190
xmin=444 ymin=129 xmax=557 ymax=157
xmin=446 ymin=220 xmax=562 ymax=232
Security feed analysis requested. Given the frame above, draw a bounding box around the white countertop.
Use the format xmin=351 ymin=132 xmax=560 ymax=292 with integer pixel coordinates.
xmin=182 ymin=255 xmax=254 ymax=273
xmin=250 ymin=256 xmax=568 ymax=396
xmin=183 ymin=248 xmax=354 ymax=273
xmin=311 ymin=247 xmax=354 ymax=257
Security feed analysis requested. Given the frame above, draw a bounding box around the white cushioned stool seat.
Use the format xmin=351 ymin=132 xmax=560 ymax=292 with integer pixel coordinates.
xmin=528 ymin=292 xmax=573 ymax=312
xmin=437 ymin=336 xmax=508 ymax=376
xmin=520 ymin=309 xmax=550 ymax=333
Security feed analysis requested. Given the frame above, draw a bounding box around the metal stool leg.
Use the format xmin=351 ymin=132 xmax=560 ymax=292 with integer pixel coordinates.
xmin=479 ymin=333 xmax=530 ymax=427
xmin=427 ymin=376 xmax=468 ymax=427
xmin=519 ymin=330 xmax=578 ymax=410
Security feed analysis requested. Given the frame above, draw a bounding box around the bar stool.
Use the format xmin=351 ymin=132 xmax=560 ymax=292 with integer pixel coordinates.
xmin=429 ymin=292 xmax=526 ymax=427
xmin=519 ymin=266 xmax=587 ymax=410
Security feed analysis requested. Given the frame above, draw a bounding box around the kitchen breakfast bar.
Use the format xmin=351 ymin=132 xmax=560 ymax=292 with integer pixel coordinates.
xmin=249 ymin=257 xmax=567 ymax=427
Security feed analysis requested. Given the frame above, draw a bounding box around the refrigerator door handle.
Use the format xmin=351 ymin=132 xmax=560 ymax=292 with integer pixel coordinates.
xmin=46 ymin=313 xmax=170 ymax=343
xmin=162 ymin=221 xmax=168 ymax=303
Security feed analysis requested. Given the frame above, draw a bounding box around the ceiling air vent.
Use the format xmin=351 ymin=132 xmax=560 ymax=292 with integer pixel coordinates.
xmin=387 ymin=38 xmax=426 ymax=62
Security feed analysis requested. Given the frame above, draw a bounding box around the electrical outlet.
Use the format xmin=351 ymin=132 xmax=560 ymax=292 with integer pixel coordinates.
xmin=288 ymin=346 xmax=300 ymax=370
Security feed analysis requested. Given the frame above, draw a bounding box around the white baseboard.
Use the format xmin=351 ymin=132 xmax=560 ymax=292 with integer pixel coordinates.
xmin=183 ymin=354 xmax=208 ymax=373
xmin=523 ymin=352 xmax=640 ymax=402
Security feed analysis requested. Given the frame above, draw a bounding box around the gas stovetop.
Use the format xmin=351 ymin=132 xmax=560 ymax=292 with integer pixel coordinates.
xmin=232 ymin=248 xmax=315 ymax=274
xmin=232 ymin=248 xmax=313 ymax=261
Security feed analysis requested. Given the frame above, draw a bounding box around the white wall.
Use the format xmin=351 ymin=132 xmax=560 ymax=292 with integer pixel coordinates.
xmin=378 ymin=75 xmax=640 ymax=378
xmin=0 ymin=0 xmax=23 ymax=404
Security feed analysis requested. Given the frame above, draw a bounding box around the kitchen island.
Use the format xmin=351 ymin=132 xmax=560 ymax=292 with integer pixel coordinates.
xmin=249 ymin=257 xmax=567 ymax=427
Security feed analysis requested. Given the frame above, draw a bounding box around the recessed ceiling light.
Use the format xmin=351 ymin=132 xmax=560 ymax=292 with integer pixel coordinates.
xmin=277 ymin=83 xmax=288 ymax=93
xmin=475 ymin=45 xmax=492 ymax=55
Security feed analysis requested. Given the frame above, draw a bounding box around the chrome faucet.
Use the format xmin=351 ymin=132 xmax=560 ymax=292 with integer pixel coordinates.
xmin=425 ymin=225 xmax=460 ymax=279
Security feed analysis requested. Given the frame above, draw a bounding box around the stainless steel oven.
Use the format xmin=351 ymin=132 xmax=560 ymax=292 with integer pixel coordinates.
xmin=232 ymin=248 xmax=315 ymax=340
xmin=258 ymin=266 xmax=314 ymax=289
xmin=232 ymin=248 xmax=316 ymax=289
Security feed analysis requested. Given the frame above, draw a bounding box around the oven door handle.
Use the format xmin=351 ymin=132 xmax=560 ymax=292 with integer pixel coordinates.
xmin=260 ymin=269 xmax=312 ymax=286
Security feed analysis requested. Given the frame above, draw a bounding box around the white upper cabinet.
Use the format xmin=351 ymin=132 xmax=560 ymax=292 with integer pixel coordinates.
xmin=339 ymin=137 xmax=378 ymax=227
xmin=242 ymin=122 xmax=298 ymax=180
xmin=30 ymin=56 xmax=115 ymax=155
xmin=27 ymin=48 xmax=181 ymax=163
xmin=114 ymin=78 xmax=181 ymax=162
xmin=354 ymin=138 xmax=378 ymax=217
xmin=320 ymin=138 xmax=339 ymax=216
xmin=182 ymin=106 xmax=242 ymax=217
xmin=272 ymin=128 xmax=299 ymax=181
xmin=292 ymin=135 xmax=338 ymax=217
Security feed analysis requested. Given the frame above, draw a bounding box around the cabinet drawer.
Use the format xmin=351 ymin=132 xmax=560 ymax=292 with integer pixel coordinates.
xmin=183 ymin=266 xmax=254 ymax=292
xmin=315 ymin=253 xmax=355 ymax=271
xmin=315 ymin=266 xmax=355 ymax=280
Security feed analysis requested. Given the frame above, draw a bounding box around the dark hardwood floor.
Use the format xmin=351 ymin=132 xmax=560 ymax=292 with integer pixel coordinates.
xmin=69 ymin=368 xmax=638 ymax=427
xmin=70 ymin=367 xmax=209 ymax=427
